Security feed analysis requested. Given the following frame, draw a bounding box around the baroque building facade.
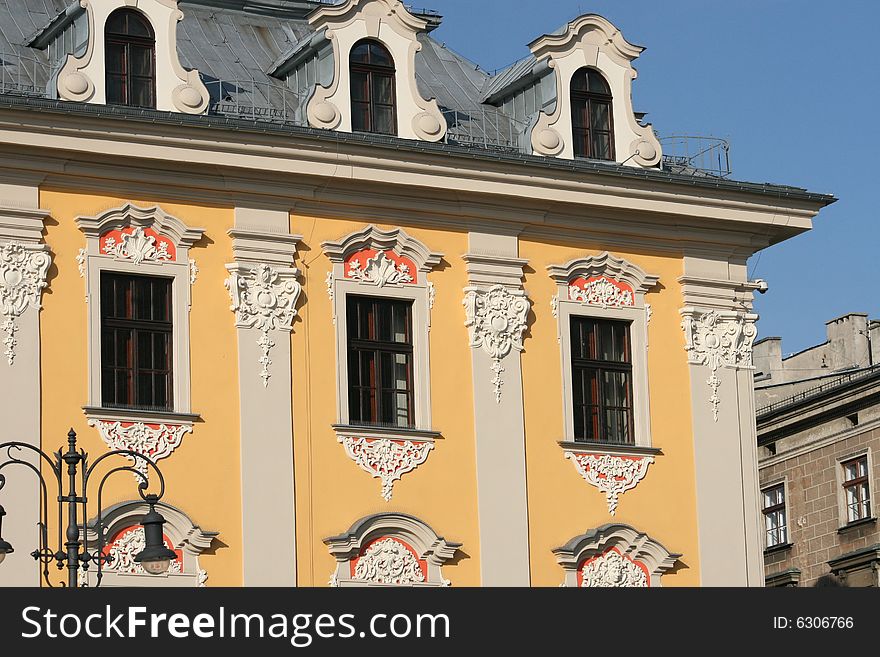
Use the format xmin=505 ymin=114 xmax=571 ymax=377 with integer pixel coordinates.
xmin=756 ymin=314 xmax=880 ymax=586
xmin=0 ymin=0 xmax=833 ymax=587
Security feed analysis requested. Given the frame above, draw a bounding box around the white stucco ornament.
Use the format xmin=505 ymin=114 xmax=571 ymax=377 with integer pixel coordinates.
xmin=682 ymin=309 xmax=757 ymax=421
xmin=347 ymin=251 xmax=414 ymax=286
xmin=463 ymin=285 xmax=531 ymax=403
xmin=565 ymin=451 xmax=653 ymax=515
xmin=102 ymin=227 xmax=172 ymax=265
xmin=353 ymin=538 xmax=425 ymax=585
xmin=568 ymin=276 xmax=635 ymax=308
xmin=580 ymin=549 xmax=648 ymax=587
xmin=89 ymin=420 xmax=192 ymax=478
xmin=338 ymin=435 xmax=434 ymax=501
xmin=0 ymin=241 xmax=51 ymax=365
xmin=225 ymin=263 xmax=301 ymax=387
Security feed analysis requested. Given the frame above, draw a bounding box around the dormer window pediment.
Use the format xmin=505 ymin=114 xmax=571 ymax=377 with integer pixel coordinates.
xmin=302 ymin=0 xmax=447 ymax=142
xmin=525 ymin=14 xmax=662 ymax=168
xmin=52 ymin=0 xmax=210 ymax=115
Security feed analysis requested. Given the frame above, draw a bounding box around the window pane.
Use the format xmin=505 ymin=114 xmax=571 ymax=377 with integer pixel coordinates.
xmin=373 ymin=105 xmax=395 ymax=135
xmin=591 ymin=102 xmax=610 ymax=131
xmin=372 ymin=74 xmax=393 ymax=105
xmin=592 ymin=132 xmax=612 ymax=161
xmin=351 ymin=101 xmax=370 ymax=132
xmin=106 ymin=44 xmax=125 ymax=74
xmin=588 ymin=70 xmax=610 ymax=94
xmin=131 ymin=77 xmax=154 ymax=108
xmin=351 ymin=71 xmax=369 ymax=102
xmin=369 ymin=42 xmax=393 ymax=67
xmin=605 ymin=408 xmax=630 ymax=443
xmin=125 ymin=13 xmax=153 ymax=38
xmin=351 ymin=43 xmax=370 ymax=64
xmin=130 ymin=46 xmax=153 ymax=77
xmin=602 ymin=370 xmax=630 ymax=408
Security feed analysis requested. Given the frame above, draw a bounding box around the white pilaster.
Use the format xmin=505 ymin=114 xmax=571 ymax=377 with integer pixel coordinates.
xmin=0 ymin=182 xmax=50 ymax=586
xmin=680 ymin=255 xmax=764 ymax=586
xmin=463 ymin=232 xmax=531 ymax=586
xmin=227 ymin=208 xmax=302 ymax=586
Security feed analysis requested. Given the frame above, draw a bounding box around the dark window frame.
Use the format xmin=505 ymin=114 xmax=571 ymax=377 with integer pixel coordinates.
xmin=346 ymin=295 xmax=415 ymax=429
xmin=761 ymin=483 xmax=788 ymax=548
xmin=569 ymin=316 xmax=634 ymax=444
xmin=570 ymin=67 xmax=615 ymax=161
xmin=842 ymin=455 xmax=872 ymax=524
xmin=100 ymin=272 xmax=173 ymax=411
xmin=349 ymin=39 xmax=397 ymax=136
xmin=105 ymin=8 xmax=157 ymax=109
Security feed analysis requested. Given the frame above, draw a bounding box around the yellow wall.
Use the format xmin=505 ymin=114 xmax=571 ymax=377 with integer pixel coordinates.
xmin=39 ymin=190 xmax=242 ymax=586
xmin=520 ymin=238 xmax=700 ymax=585
xmin=36 ymin=189 xmax=700 ymax=587
xmin=290 ymin=215 xmax=481 ymax=586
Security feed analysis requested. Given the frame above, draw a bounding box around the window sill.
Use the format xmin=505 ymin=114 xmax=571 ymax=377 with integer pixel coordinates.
xmin=838 ymin=517 xmax=877 ymax=534
xmin=558 ymin=440 xmax=661 ymax=458
xmin=764 ymin=542 xmax=793 ymax=555
xmin=332 ymin=424 xmax=441 ymax=442
xmin=83 ymin=406 xmax=201 ymax=426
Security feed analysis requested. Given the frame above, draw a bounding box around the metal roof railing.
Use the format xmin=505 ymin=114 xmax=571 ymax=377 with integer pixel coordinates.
xmin=756 ymin=366 xmax=880 ymax=417
xmin=0 ymin=49 xmax=737 ymax=176
xmin=203 ymin=77 xmax=304 ymax=124
xmin=0 ymin=51 xmax=51 ymax=97
xmin=659 ymin=135 xmax=731 ymax=178
xmin=441 ymin=106 xmax=527 ymax=152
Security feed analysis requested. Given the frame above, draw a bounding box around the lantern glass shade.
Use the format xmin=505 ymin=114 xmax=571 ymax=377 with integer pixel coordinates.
xmin=141 ymin=558 xmax=171 ymax=575
xmin=0 ymin=538 xmax=13 ymax=564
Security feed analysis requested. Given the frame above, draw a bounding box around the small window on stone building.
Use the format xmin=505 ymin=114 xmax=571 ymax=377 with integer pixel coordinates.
xmin=570 ymin=68 xmax=614 ymax=160
xmin=761 ymin=483 xmax=787 ymax=548
xmin=100 ymin=273 xmax=173 ymax=411
xmin=105 ymin=9 xmax=156 ymax=109
xmin=843 ymin=456 xmax=871 ymax=523
xmin=350 ymin=39 xmax=397 ymax=136
xmin=570 ymin=317 xmax=634 ymax=444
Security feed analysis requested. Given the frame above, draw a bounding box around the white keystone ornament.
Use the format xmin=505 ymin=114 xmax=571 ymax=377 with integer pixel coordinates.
xmin=0 ymin=241 xmax=51 ymax=365
xmin=463 ymin=285 xmax=530 ymax=403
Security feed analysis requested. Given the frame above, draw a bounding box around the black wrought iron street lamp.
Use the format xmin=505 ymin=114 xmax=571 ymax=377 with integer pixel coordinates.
xmin=0 ymin=428 xmax=175 ymax=587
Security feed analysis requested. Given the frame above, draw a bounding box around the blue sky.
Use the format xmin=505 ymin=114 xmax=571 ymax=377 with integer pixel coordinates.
xmin=425 ymin=0 xmax=877 ymax=355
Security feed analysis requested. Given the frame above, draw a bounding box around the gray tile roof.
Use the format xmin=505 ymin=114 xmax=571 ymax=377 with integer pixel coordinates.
xmin=0 ymin=0 xmax=493 ymax=109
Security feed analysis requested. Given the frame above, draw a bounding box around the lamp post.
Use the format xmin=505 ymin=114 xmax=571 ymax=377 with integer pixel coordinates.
xmin=0 ymin=428 xmax=176 ymax=587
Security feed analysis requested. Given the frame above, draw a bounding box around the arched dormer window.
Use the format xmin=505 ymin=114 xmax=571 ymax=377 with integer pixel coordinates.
xmin=350 ymin=39 xmax=397 ymax=136
xmin=105 ymin=9 xmax=156 ymax=109
xmin=570 ymin=68 xmax=614 ymax=160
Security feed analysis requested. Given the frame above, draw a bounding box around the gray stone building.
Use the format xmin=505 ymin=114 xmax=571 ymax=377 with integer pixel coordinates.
xmin=755 ymin=313 xmax=880 ymax=586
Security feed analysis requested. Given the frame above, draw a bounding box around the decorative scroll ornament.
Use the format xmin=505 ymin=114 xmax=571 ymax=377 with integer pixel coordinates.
xmin=104 ymin=526 xmax=183 ymax=576
xmin=580 ymin=549 xmax=648 ymax=587
xmin=325 ymin=271 xmax=334 ymax=302
xmin=463 ymin=285 xmax=530 ymax=403
xmin=76 ymin=248 xmax=87 ymax=278
xmin=225 ymin=263 xmax=301 ymax=387
xmin=353 ymin=538 xmax=426 ymax=585
xmin=565 ymin=452 xmax=653 ymax=515
xmin=89 ymin=420 xmax=192 ymax=478
xmin=102 ymin=226 xmax=172 ymax=264
xmin=568 ymin=276 xmax=635 ymax=308
xmin=682 ymin=310 xmax=757 ymax=421
xmin=0 ymin=241 xmax=51 ymax=365
xmin=338 ymin=436 xmax=434 ymax=501
xmin=189 ymin=259 xmax=199 ymax=285
xmin=347 ymin=251 xmax=414 ymax=287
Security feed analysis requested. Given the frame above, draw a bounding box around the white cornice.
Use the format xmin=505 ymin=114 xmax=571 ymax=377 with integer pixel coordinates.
xmin=0 ymin=110 xmax=828 ymax=256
